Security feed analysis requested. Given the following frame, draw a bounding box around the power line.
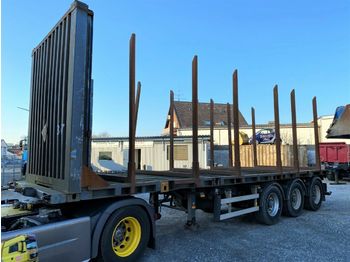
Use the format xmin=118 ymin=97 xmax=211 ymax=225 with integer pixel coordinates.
xmin=17 ymin=107 xmax=29 ymax=112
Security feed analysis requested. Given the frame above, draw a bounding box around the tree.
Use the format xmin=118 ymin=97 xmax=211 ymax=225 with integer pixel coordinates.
xmin=92 ymin=132 xmax=112 ymax=138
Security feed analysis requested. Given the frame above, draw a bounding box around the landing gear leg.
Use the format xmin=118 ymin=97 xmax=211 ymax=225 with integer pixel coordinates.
xmin=150 ymin=193 xmax=161 ymax=220
xmin=185 ymin=191 xmax=199 ymax=230
xmin=330 ymin=170 xmax=346 ymax=185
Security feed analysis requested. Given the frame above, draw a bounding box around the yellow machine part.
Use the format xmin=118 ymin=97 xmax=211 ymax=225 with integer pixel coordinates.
xmin=232 ymin=131 xmax=249 ymax=145
xmin=1 ymin=235 xmax=38 ymax=262
xmin=1 ymin=205 xmax=33 ymax=218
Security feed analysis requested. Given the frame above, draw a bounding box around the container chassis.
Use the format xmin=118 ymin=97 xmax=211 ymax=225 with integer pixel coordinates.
xmin=1 ymin=2 xmax=330 ymax=262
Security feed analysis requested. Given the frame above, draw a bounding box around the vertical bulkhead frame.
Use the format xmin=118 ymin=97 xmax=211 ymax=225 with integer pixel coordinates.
xmin=26 ymin=1 xmax=93 ymax=197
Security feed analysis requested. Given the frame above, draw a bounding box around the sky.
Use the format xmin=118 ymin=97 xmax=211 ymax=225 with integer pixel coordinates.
xmin=1 ymin=0 xmax=350 ymax=144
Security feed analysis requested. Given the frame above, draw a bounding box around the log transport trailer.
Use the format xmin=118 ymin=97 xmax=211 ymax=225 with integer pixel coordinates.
xmin=1 ymin=2 xmax=330 ymax=261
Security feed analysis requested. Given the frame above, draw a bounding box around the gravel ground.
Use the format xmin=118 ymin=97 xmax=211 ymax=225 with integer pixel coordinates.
xmin=141 ymin=181 xmax=350 ymax=262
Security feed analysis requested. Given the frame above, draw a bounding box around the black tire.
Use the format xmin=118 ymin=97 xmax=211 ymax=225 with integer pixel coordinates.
xmin=256 ymin=184 xmax=283 ymax=225
xmin=99 ymin=206 xmax=150 ymax=262
xmin=304 ymin=177 xmax=323 ymax=211
xmin=283 ymin=180 xmax=305 ymax=217
xmin=337 ymin=170 xmax=345 ymax=180
xmin=326 ymin=173 xmax=335 ymax=181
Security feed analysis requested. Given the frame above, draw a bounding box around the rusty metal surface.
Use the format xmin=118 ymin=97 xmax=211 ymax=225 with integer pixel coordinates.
xmin=134 ymin=81 xmax=141 ymax=134
xmin=210 ymin=99 xmax=215 ymax=169
xmin=290 ymin=89 xmax=299 ymax=172
xmin=227 ymin=103 xmax=233 ymax=168
xmin=313 ymin=97 xmax=321 ymax=171
xmin=251 ymin=107 xmax=257 ymax=167
xmin=232 ymin=70 xmax=241 ymax=174
xmin=273 ymin=85 xmax=282 ymax=172
xmin=81 ymin=167 xmax=321 ymax=200
xmin=169 ymin=90 xmax=174 ymax=170
xmin=192 ymin=56 xmax=200 ymax=182
xmin=128 ymin=34 xmax=136 ymax=193
xmin=81 ymin=166 xmax=109 ymax=189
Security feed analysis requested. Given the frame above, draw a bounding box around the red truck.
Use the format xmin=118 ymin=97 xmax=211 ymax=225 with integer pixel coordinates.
xmin=320 ymin=142 xmax=350 ymax=180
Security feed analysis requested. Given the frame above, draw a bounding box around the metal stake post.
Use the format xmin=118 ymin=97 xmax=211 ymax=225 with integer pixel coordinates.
xmin=251 ymin=107 xmax=258 ymax=167
xmin=192 ymin=56 xmax=199 ymax=183
xmin=227 ymin=103 xmax=233 ymax=168
xmin=233 ymin=70 xmax=241 ymax=174
xmin=290 ymin=89 xmax=299 ymax=173
xmin=170 ymin=90 xmax=174 ymax=170
xmin=312 ymin=97 xmax=321 ymax=171
xmin=210 ymin=99 xmax=215 ymax=169
xmin=134 ymin=81 xmax=141 ymax=134
xmin=128 ymin=34 xmax=136 ymax=193
xmin=273 ymin=85 xmax=282 ymax=173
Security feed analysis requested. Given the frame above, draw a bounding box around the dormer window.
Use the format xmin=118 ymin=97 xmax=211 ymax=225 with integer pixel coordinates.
xmin=216 ymin=121 xmax=226 ymax=126
xmin=203 ymin=120 xmax=211 ymax=126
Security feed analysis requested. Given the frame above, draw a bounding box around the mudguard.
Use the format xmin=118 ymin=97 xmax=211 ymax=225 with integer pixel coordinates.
xmin=90 ymin=197 xmax=155 ymax=259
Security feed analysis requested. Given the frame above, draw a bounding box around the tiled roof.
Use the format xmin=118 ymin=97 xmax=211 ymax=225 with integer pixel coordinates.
xmin=173 ymin=101 xmax=248 ymax=128
xmin=92 ymin=135 xmax=210 ymax=142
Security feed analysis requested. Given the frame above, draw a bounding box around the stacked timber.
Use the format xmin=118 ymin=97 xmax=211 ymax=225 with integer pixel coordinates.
xmin=233 ymin=145 xmax=308 ymax=167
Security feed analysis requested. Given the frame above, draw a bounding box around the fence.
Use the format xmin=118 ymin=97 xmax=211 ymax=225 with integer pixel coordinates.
xmin=212 ymin=144 xmax=308 ymax=168
xmin=1 ymin=157 xmax=23 ymax=185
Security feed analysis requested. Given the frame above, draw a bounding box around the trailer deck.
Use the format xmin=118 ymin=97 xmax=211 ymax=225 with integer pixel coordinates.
xmin=100 ymin=168 xmax=321 ymax=194
xmin=16 ymin=166 xmax=322 ymax=204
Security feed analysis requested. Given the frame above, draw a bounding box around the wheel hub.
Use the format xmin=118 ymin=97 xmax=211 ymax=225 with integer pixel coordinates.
xmin=291 ymin=188 xmax=302 ymax=209
xmin=267 ymin=192 xmax=279 ymax=216
xmin=111 ymin=216 xmax=141 ymax=257
xmin=114 ymin=226 xmax=125 ymax=244
xmin=312 ymin=184 xmax=321 ymax=204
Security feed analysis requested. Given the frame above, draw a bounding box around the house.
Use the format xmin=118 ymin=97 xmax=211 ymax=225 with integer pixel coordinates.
xmin=90 ymin=103 xmax=349 ymax=173
xmin=162 ymin=101 xmax=349 ymax=145
xmin=163 ymin=101 xmax=248 ymax=135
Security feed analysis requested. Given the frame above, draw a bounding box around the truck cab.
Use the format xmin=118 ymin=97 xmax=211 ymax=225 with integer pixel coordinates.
xmin=1 ymin=234 xmax=38 ymax=262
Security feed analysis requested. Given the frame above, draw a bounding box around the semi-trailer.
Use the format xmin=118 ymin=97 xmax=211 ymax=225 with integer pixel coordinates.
xmin=320 ymin=142 xmax=350 ymax=181
xmin=321 ymin=105 xmax=350 ymax=181
xmin=1 ymin=2 xmax=330 ymax=262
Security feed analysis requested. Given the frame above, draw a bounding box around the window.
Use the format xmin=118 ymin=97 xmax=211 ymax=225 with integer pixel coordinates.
xmin=167 ymin=145 xmax=188 ymax=160
xmin=98 ymin=151 xmax=112 ymax=160
xmin=216 ymin=121 xmax=226 ymax=126
xmin=9 ymin=243 xmax=19 ymax=253
xmin=203 ymin=120 xmax=211 ymax=126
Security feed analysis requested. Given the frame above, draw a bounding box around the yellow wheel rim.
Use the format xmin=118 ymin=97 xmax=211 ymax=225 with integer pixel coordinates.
xmin=111 ymin=216 xmax=141 ymax=257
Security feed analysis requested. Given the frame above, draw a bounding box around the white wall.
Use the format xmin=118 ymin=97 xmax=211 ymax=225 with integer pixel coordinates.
xmin=91 ymin=140 xmax=209 ymax=172
xmin=318 ymin=116 xmax=349 ymax=144
xmin=177 ymin=116 xmax=350 ymax=146
xmin=177 ymin=127 xmax=315 ymax=145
